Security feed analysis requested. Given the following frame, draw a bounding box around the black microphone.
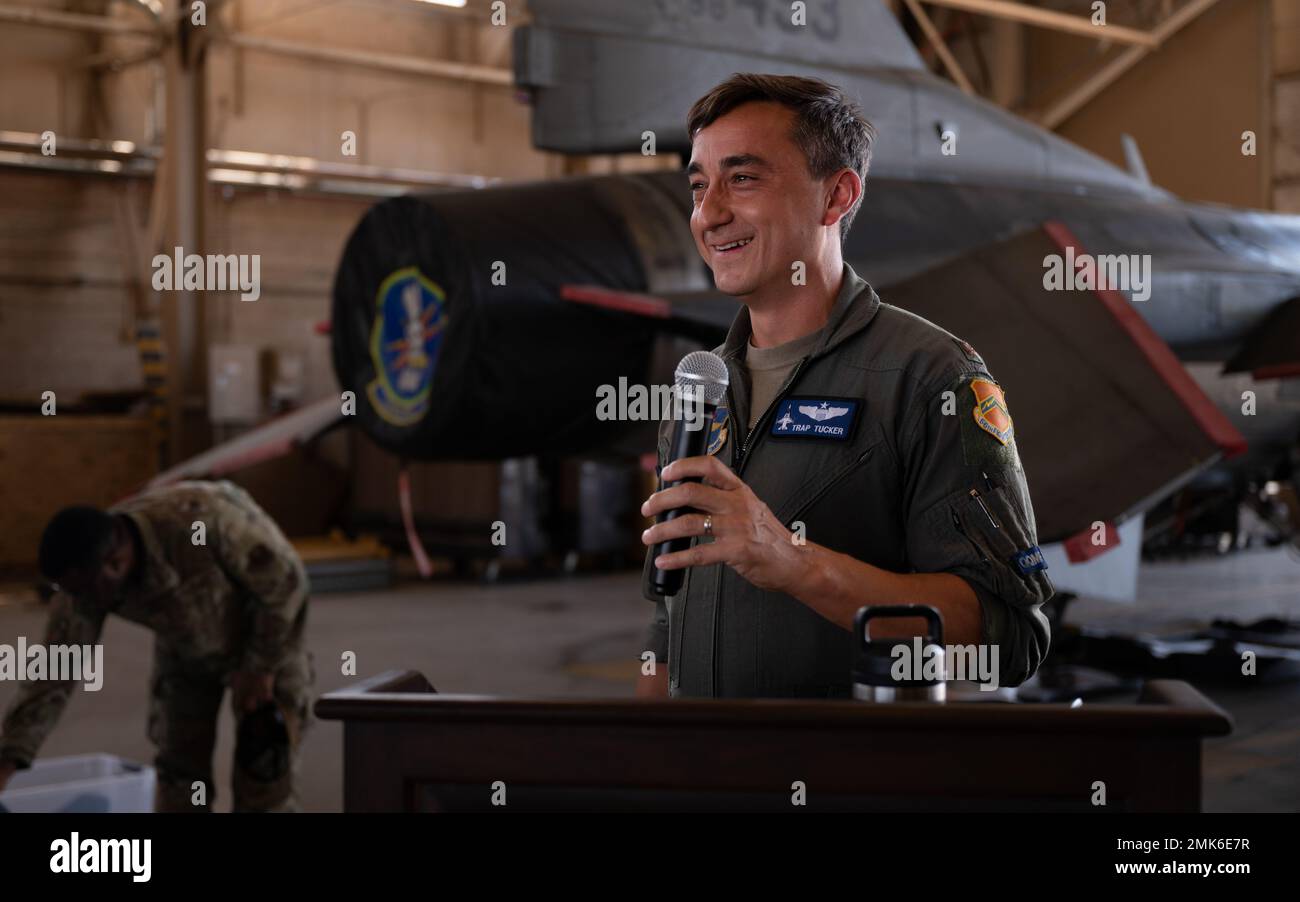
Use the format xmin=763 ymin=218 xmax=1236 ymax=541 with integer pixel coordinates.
xmin=649 ymin=350 xmax=730 ymax=597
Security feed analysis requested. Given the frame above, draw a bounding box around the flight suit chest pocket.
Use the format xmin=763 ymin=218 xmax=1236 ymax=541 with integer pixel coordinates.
xmin=772 ymin=421 xmax=887 ymax=526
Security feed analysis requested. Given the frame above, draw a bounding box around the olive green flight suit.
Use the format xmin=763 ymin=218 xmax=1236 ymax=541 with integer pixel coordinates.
xmin=642 ymin=264 xmax=1053 ymax=697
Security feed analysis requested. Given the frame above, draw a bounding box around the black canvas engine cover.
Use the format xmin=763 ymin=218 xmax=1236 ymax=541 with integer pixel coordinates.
xmin=331 ymin=180 xmax=658 ymax=460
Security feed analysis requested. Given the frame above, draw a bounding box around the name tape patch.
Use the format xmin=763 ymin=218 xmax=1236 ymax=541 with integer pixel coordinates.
xmin=1011 ymin=545 xmax=1048 ymax=575
xmin=769 ymin=398 xmax=861 ymax=441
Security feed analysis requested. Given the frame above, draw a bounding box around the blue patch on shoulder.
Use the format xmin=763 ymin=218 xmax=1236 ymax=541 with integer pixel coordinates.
xmin=707 ymin=406 xmax=729 ymax=456
xmin=1011 ymin=545 xmax=1048 ymax=575
xmin=769 ymin=397 xmax=860 ymax=441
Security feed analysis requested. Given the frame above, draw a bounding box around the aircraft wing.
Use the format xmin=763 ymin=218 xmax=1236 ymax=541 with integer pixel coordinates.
xmin=146 ymin=397 xmax=347 ymax=489
xmin=885 ymin=221 xmax=1247 ymax=546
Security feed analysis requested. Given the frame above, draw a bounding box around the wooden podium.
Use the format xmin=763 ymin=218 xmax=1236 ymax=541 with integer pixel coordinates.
xmin=315 ymin=671 xmax=1231 ymax=812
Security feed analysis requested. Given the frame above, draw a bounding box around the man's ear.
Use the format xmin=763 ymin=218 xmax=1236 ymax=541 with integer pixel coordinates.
xmin=822 ymin=168 xmax=862 ymax=230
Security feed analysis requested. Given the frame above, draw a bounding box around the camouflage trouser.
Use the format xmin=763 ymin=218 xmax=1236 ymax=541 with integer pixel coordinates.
xmin=147 ymin=641 xmax=315 ymax=813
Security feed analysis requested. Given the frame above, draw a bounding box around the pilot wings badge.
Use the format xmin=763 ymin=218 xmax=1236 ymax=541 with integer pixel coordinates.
xmin=797 ymin=403 xmax=850 ymax=422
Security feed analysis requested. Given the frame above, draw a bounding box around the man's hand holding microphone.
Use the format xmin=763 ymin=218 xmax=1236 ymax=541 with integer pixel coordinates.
xmin=638 ymin=352 xmax=807 ymax=698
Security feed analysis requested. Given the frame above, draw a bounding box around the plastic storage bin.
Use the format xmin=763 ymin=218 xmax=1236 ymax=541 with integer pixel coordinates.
xmin=0 ymin=754 xmax=155 ymax=813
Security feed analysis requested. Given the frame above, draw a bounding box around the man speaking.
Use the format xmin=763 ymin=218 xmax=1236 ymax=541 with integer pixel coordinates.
xmin=638 ymin=73 xmax=1053 ymax=698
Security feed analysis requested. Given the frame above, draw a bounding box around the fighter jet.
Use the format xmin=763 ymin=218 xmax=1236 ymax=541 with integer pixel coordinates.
xmin=157 ymin=0 xmax=1300 ymax=595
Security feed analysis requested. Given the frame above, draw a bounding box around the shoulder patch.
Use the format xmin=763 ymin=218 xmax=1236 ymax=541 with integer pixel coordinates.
xmin=707 ymin=406 xmax=729 ymax=456
xmin=970 ymin=378 xmax=1013 ymax=446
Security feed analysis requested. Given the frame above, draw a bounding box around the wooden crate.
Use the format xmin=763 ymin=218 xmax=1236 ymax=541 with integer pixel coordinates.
xmin=0 ymin=416 xmax=156 ymax=569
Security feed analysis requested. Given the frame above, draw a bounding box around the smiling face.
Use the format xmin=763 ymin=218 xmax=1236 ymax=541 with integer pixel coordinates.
xmin=687 ymin=101 xmax=835 ymax=300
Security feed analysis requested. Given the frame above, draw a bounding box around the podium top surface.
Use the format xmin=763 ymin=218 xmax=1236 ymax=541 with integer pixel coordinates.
xmin=316 ymin=670 xmax=1232 ymax=738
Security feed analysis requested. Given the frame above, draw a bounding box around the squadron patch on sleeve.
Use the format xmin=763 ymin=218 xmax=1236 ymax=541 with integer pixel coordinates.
xmin=707 ymin=406 xmax=729 ymax=456
xmin=970 ymin=378 xmax=1013 ymax=446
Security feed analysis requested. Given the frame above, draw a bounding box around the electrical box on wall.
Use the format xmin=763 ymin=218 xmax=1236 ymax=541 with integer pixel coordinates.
xmin=208 ymin=344 xmax=262 ymax=424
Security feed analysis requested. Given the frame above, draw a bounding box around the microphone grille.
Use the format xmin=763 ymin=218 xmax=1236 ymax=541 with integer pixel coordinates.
xmin=674 ymin=350 xmax=729 ymax=407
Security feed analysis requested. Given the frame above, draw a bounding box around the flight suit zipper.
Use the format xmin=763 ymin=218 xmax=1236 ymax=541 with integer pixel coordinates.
xmin=733 ymin=357 xmax=809 ymax=476
xmin=710 ymin=356 xmax=809 ymax=696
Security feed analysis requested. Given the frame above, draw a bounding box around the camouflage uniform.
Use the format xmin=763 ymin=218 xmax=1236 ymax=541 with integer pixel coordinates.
xmin=0 ymin=481 xmax=314 ymax=812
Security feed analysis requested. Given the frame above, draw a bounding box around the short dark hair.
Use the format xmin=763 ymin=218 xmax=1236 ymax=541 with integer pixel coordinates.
xmin=38 ymin=506 xmax=116 ymax=582
xmin=687 ymin=73 xmax=876 ymax=243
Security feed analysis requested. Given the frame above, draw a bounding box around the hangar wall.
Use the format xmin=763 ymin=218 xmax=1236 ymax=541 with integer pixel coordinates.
xmin=0 ymin=2 xmax=538 ymax=409
xmin=0 ymin=0 xmax=672 ymax=415
xmin=0 ymin=172 xmax=372 ymax=403
xmin=1024 ymin=0 xmax=1282 ymax=211
xmin=1273 ymin=0 xmax=1300 ymax=210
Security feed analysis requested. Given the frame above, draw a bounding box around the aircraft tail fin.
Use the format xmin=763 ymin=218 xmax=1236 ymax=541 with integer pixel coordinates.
xmin=515 ymin=0 xmax=923 ymax=154
xmin=522 ymin=0 xmax=923 ymax=72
